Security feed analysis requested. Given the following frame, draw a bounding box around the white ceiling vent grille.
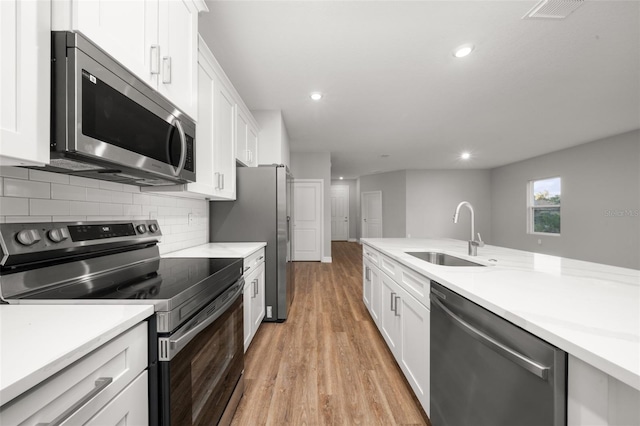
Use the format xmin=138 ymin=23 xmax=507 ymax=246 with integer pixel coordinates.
xmin=523 ymin=0 xmax=584 ymax=20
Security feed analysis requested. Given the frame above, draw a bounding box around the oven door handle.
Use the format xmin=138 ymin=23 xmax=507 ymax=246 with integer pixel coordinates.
xmin=158 ymin=278 xmax=243 ymax=361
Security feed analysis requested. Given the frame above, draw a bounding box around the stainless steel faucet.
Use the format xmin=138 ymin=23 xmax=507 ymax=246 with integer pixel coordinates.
xmin=453 ymin=201 xmax=484 ymax=256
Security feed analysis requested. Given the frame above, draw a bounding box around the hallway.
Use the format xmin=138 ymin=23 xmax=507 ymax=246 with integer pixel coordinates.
xmin=231 ymin=241 xmax=429 ymax=425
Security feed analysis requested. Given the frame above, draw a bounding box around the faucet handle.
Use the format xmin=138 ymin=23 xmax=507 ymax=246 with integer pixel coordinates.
xmin=476 ymin=233 xmax=485 ymax=247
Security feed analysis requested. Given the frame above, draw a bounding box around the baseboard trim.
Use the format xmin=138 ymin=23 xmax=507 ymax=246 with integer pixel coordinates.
xmin=321 ymin=256 xmax=332 ymax=263
xmin=348 ymin=238 xmax=357 ymax=242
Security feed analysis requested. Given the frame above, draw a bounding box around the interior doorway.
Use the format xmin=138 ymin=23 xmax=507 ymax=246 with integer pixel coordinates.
xmin=361 ymin=191 xmax=382 ymax=238
xmin=293 ymin=179 xmax=323 ymax=261
xmin=331 ymin=185 xmax=349 ymax=241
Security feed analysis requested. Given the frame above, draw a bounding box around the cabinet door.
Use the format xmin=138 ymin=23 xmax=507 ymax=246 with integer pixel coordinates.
xmin=0 ymin=0 xmax=50 ymax=166
xmin=158 ymin=0 xmax=198 ymax=118
xmin=398 ymin=287 xmax=430 ymax=414
xmin=72 ymin=0 xmax=159 ymax=88
xmin=363 ymin=260 xmax=372 ymax=309
xmin=251 ymin=262 xmax=266 ymax=332
xmin=370 ymin=263 xmax=382 ymax=326
xmin=247 ymin=122 xmax=259 ymax=167
xmin=236 ymin=109 xmax=249 ymax=165
xmin=213 ymin=79 xmax=236 ymax=199
xmin=380 ymin=273 xmax=401 ymax=357
xmin=243 ymin=275 xmax=253 ymax=352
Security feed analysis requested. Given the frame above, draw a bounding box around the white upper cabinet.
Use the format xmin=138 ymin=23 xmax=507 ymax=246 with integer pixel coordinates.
xmin=236 ymin=107 xmax=259 ymax=167
xmin=52 ymin=0 xmax=206 ymax=119
xmin=0 ymin=0 xmax=50 ymax=166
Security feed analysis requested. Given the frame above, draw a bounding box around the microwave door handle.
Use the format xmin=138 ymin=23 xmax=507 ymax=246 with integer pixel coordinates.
xmin=172 ymin=119 xmax=187 ymax=177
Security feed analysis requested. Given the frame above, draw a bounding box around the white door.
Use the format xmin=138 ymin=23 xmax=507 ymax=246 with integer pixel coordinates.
xmin=293 ymin=180 xmax=322 ymax=261
xmin=331 ymin=185 xmax=349 ymax=241
xmin=361 ymin=191 xmax=383 ymax=238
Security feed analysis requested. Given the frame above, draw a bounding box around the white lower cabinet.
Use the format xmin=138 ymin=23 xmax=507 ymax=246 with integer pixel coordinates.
xmin=243 ymin=248 xmax=266 ymax=352
xmin=363 ymin=245 xmax=430 ymax=415
xmin=0 ymin=322 xmax=148 ymax=425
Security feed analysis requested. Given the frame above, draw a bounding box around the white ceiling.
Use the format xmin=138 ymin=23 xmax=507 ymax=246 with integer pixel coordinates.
xmin=199 ymin=1 xmax=640 ymax=179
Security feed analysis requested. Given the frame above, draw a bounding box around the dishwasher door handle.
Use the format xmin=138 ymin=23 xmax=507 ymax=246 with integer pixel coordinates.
xmin=432 ymin=296 xmax=550 ymax=380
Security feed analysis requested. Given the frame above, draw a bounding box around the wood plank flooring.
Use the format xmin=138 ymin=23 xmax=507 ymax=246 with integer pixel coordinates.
xmin=231 ymin=241 xmax=430 ymax=425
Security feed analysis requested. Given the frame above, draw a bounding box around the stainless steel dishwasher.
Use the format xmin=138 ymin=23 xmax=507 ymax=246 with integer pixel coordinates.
xmin=430 ymin=282 xmax=566 ymax=426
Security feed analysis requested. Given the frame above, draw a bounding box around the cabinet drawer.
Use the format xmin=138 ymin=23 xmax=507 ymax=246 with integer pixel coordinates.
xmin=363 ymin=245 xmax=380 ymax=266
xmin=1 ymin=322 xmax=148 ymax=425
xmin=243 ymin=248 xmax=265 ymax=276
xmin=85 ymin=371 xmax=148 ymax=426
xmin=397 ymin=262 xmax=431 ymax=308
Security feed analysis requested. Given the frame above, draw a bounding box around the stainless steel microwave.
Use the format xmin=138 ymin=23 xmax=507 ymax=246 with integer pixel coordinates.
xmin=42 ymin=31 xmax=196 ymax=186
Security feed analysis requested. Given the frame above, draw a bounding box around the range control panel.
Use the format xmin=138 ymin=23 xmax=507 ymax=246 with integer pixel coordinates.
xmin=0 ymin=220 xmax=161 ymax=266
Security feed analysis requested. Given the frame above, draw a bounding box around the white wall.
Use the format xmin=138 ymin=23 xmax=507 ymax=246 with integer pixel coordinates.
xmin=331 ymin=179 xmax=357 ymax=240
xmin=0 ymin=167 xmax=209 ymax=255
xmin=253 ymin=110 xmax=290 ymax=168
xmin=290 ymin=152 xmax=332 ymax=261
xmin=358 ymin=170 xmax=407 ymax=239
xmin=406 ymin=169 xmax=492 ymax=242
xmin=491 ymin=130 xmax=640 ymax=269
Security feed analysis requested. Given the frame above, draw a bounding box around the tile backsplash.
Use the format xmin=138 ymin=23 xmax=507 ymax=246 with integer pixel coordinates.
xmin=0 ymin=167 xmax=208 ymax=254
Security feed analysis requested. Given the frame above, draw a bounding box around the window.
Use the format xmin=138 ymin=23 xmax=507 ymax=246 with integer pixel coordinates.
xmin=528 ymin=177 xmax=561 ymax=235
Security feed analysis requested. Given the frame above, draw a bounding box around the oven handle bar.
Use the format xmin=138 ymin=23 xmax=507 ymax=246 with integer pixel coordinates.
xmin=158 ymin=278 xmax=243 ymax=361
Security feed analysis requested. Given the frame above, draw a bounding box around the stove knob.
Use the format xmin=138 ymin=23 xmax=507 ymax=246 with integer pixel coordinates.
xmin=47 ymin=228 xmax=69 ymax=243
xmin=149 ymin=224 xmax=158 ymax=233
xmin=16 ymin=229 xmax=41 ymax=246
xmin=136 ymin=224 xmax=147 ymax=234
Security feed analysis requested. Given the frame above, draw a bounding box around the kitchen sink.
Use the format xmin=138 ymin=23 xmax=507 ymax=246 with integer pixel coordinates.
xmin=405 ymin=251 xmax=486 ymax=267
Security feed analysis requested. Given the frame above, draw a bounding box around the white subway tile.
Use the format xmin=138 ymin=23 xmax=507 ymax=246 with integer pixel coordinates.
xmin=99 ymin=203 xmax=123 ymax=216
xmin=121 ymin=184 xmax=141 ymax=193
xmin=53 ymin=216 xmax=87 ymax=222
xmin=86 ymin=188 xmax=113 ymax=203
xmin=51 ymin=183 xmax=87 ymax=201
xmin=30 ymin=199 xmax=70 ymax=216
xmin=0 ymin=177 xmax=3 ymax=196
xmin=69 ymin=201 xmax=100 ymax=216
xmin=132 ymin=193 xmax=152 ymax=205
xmin=29 ymin=169 xmax=70 ymax=184
xmin=0 ymin=167 xmax=29 ymax=179
xmin=69 ymin=176 xmax=101 ymax=189
xmin=111 ymin=191 xmax=133 ymax=204
xmin=5 ymin=216 xmax=52 ymax=223
xmin=4 ymin=178 xmax=50 ymax=199
xmin=123 ymin=204 xmax=142 ymax=216
xmin=99 ymin=181 xmax=124 ymax=192
xmin=0 ymin=197 xmax=29 ymax=215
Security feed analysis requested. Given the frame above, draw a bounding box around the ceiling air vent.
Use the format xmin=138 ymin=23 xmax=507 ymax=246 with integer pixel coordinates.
xmin=522 ymin=0 xmax=584 ymax=20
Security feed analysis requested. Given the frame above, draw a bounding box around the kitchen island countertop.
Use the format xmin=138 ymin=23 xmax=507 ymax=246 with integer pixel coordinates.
xmin=361 ymin=238 xmax=640 ymax=391
xmin=0 ymin=304 xmax=153 ymax=405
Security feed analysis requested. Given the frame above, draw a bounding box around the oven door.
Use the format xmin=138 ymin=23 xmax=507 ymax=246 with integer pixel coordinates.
xmin=158 ymin=279 xmax=244 ymax=426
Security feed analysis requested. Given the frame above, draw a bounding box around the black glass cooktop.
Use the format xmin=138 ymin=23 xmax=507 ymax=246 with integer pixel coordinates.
xmin=21 ymin=258 xmax=243 ymax=306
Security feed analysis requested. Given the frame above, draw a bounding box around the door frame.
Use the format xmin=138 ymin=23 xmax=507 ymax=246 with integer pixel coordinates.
xmin=361 ymin=190 xmax=383 ymax=238
xmin=330 ymin=184 xmax=350 ymax=241
xmin=292 ymin=179 xmax=324 ymax=262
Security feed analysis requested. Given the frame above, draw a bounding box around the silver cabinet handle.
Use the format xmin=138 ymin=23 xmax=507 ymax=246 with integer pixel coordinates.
xmin=390 ymin=291 xmax=396 ymax=312
xmin=162 ymin=56 xmax=172 ymax=83
xmin=253 ymin=279 xmax=258 ymax=297
xmin=220 ymin=173 xmax=225 ymax=190
xmin=243 ymin=266 xmax=250 ymax=273
xmin=215 ymin=172 xmax=221 ymax=190
xmin=365 ymin=266 xmax=370 ymax=281
xmin=394 ymin=296 xmax=401 ymax=316
xmin=431 ymin=296 xmax=550 ymax=380
xmin=37 ymin=377 xmax=113 ymax=426
xmin=257 ymin=256 xmax=264 ymax=262
xmin=150 ymin=45 xmax=160 ymax=74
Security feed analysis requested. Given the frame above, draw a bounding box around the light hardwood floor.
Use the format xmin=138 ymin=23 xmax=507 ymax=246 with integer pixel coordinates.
xmin=231 ymin=241 xmax=430 ymax=425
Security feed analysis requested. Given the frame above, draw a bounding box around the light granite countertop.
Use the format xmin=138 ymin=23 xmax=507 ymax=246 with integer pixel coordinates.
xmin=163 ymin=242 xmax=266 ymax=259
xmin=361 ymin=238 xmax=640 ymax=391
xmin=0 ymin=304 xmax=153 ymax=405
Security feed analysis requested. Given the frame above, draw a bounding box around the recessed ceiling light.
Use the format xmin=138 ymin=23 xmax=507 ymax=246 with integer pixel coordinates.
xmin=339 ymin=176 xmax=344 ymax=180
xmin=453 ymin=44 xmax=474 ymax=58
xmin=461 ymin=152 xmax=471 ymax=160
xmin=310 ymin=92 xmax=323 ymax=101
xmin=380 ymin=154 xmax=390 ymax=158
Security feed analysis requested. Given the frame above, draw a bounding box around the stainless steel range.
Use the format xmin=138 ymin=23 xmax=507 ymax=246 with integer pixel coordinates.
xmin=0 ymin=220 xmax=244 ymax=426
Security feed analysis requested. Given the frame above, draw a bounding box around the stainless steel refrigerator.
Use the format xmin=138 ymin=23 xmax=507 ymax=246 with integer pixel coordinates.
xmin=209 ymin=164 xmax=294 ymax=322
